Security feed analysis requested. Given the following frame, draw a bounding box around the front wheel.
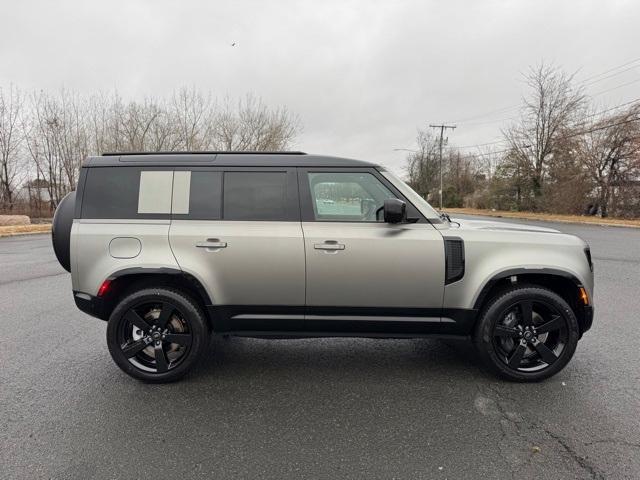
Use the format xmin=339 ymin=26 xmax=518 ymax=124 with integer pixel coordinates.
xmin=473 ymin=286 xmax=580 ymax=382
xmin=107 ymin=288 xmax=209 ymax=383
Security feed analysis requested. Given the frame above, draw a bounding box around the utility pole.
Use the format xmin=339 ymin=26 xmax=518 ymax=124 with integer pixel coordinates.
xmin=429 ymin=124 xmax=456 ymax=210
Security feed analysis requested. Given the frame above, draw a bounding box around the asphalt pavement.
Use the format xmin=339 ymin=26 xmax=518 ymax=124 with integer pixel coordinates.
xmin=1 ymin=217 xmax=639 ymax=479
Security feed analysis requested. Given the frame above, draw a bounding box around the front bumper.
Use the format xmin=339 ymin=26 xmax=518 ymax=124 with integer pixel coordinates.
xmin=581 ymin=305 xmax=594 ymax=336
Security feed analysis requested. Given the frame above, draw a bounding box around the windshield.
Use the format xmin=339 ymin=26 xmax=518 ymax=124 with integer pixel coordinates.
xmin=379 ymin=169 xmax=442 ymax=222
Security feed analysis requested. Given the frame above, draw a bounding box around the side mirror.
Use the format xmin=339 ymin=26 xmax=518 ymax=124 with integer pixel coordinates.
xmin=383 ymin=198 xmax=407 ymax=223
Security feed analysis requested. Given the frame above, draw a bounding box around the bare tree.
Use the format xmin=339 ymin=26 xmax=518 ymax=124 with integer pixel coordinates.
xmin=578 ymin=105 xmax=640 ymax=217
xmin=442 ymin=150 xmax=486 ymax=207
xmin=171 ymin=87 xmax=215 ymax=151
xmin=504 ymin=64 xmax=586 ymax=208
xmin=405 ymin=129 xmax=440 ymax=201
xmin=0 ymin=85 xmax=25 ymax=209
xmin=7 ymin=85 xmax=302 ymax=215
xmin=213 ymin=95 xmax=300 ymax=151
xmin=23 ymin=89 xmax=88 ymax=207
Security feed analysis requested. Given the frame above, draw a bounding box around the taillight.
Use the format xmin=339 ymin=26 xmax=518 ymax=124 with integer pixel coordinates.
xmin=97 ymin=279 xmax=112 ymax=297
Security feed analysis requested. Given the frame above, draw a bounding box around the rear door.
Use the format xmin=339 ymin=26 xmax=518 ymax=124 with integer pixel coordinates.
xmin=169 ymin=167 xmax=305 ymax=329
xmin=299 ymin=168 xmax=445 ymax=323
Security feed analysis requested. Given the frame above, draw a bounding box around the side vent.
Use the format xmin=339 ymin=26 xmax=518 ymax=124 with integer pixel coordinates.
xmin=444 ymin=237 xmax=465 ymax=285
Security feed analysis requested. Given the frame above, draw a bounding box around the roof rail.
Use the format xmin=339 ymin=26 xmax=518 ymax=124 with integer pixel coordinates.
xmin=102 ymin=151 xmax=307 ymax=156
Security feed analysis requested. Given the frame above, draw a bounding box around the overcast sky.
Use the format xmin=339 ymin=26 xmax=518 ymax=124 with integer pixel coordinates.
xmin=1 ymin=0 xmax=639 ymax=174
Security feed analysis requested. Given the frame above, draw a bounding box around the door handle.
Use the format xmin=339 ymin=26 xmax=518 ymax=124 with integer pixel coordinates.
xmin=196 ymin=239 xmax=227 ymax=249
xmin=314 ymin=242 xmax=345 ymax=251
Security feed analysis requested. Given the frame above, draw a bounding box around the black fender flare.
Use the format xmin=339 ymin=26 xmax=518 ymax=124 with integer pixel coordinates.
xmin=472 ymin=267 xmax=584 ymax=311
xmin=104 ymin=267 xmax=213 ymax=306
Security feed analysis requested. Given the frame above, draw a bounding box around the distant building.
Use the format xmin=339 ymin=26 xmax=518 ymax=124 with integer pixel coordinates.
xmin=16 ymin=178 xmax=52 ymax=204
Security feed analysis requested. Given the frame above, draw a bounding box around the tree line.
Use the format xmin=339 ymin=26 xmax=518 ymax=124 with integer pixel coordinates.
xmin=406 ymin=64 xmax=640 ymax=218
xmin=0 ymin=86 xmax=300 ymax=214
xmin=2 ymin=66 xmax=639 ymax=219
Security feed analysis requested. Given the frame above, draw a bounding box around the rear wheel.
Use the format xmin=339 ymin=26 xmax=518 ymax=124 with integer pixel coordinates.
xmin=473 ymin=286 xmax=579 ymax=382
xmin=106 ymin=288 xmax=208 ymax=383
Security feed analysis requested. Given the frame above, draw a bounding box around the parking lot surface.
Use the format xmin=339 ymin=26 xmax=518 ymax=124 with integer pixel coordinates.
xmin=1 ymin=218 xmax=639 ymax=479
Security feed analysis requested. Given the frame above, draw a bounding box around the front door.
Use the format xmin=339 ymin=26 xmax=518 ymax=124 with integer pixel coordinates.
xmin=299 ymin=168 xmax=445 ymax=326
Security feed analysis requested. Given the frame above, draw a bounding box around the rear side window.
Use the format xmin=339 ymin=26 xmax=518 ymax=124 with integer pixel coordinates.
xmin=223 ymin=171 xmax=288 ymax=220
xmin=81 ymin=167 xmax=172 ymax=219
xmin=176 ymin=171 xmax=222 ymax=220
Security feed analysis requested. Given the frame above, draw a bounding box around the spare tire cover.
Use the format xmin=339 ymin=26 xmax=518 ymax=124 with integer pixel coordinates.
xmin=51 ymin=191 xmax=76 ymax=272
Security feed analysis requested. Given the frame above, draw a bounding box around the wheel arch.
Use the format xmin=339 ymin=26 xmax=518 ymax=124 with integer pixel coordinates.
xmin=472 ymin=268 xmax=591 ymax=337
xmin=97 ymin=267 xmax=214 ymax=330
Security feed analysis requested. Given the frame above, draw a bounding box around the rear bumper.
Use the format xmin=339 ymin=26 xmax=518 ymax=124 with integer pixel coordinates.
xmin=73 ymin=291 xmax=107 ymax=320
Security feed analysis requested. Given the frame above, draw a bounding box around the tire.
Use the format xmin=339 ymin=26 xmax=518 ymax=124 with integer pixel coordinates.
xmin=473 ymin=285 xmax=579 ymax=382
xmin=51 ymin=191 xmax=75 ymax=272
xmin=106 ymin=288 xmax=209 ymax=383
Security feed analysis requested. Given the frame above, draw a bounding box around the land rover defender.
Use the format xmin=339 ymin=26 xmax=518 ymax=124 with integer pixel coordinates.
xmin=51 ymin=152 xmax=594 ymax=382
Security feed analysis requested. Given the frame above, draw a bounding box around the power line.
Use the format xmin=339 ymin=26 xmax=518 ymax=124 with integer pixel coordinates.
xmin=455 ymin=116 xmax=519 ymax=127
xmin=395 ymin=101 xmax=640 ymax=155
xmin=574 ymin=97 xmax=640 ymax=125
xmin=447 ymin=105 xmax=521 ymax=124
xmin=591 ymin=77 xmax=640 ymax=97
xmin=458 ymin=90 xmax=640 ymax=128
xmin=569 ymin=115 xmax=640 ymax=137
xmin=454 ymin=116 xmax=640 ymax=159
xmin=448 ymin=57 xmax=640 ymax=126
xmin=582 ymin=65 xmax=640 ymax=87
xmin=579 ymin=56 xmax=640 ymax=83
xmin=455 ymin=139 xmax=507 ymax=149
xmin=449 ymin=98 xmax=640 ymax=151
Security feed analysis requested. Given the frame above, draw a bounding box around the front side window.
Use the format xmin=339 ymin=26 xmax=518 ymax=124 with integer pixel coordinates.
xmin=307 ymin=172 xmax=395 ymax=222
xmin=223 ymin=171 xmax=288 ymax=220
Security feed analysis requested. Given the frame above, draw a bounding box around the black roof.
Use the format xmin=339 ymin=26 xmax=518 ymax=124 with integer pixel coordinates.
xmin=84 ymin=151 xmax=378 ymax=168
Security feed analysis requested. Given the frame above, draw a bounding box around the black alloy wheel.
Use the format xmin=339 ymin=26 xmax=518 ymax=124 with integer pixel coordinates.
xmin=107 ymin=288 xmax=208 ymax=382
xmin=118 ymin=300 xmax=192 ymax=373
xmin=474 ymin=286 xmax=580 ymax=382
xmin=492 ymin=299 xmax=568 ymax=372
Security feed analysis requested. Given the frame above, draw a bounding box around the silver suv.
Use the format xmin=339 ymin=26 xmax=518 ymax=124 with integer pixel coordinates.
xmin=52 ymin=152 xmax=594 ymax=383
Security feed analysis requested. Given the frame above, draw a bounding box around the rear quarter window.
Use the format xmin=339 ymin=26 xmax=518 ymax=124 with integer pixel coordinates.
xmin=81 ymin=167 xmax=172 ymax=219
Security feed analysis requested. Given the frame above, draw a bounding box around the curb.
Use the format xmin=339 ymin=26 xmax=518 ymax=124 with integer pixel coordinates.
xmin=0 ymin=227 xmax=52 ymax=238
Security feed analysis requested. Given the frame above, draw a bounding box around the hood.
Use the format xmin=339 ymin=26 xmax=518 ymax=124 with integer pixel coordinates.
xmin=448 ymin=217 xmax=560 ymax=234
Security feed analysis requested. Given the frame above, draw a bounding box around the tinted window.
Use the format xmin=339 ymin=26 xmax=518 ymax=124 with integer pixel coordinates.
xmin=82 ymin=167 xmax=172 ymax=219
xmin=223 ymin=171 xmax=287 ymax=220
xmin=307 ymin=172 xmax=395 ymax=222
xmin=185 ymin=171 xmax=222 ymax=220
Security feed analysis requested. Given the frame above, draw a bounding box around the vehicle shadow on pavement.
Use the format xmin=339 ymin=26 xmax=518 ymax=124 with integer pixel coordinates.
xmin=193 ymin=335 xmax=488 ymax=382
